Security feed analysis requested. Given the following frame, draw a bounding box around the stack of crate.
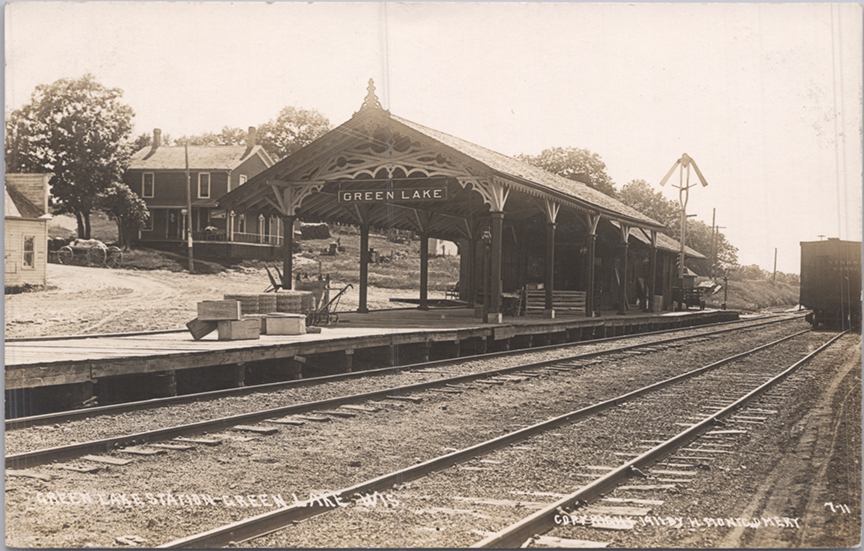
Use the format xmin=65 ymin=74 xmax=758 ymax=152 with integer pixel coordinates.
xmin=224 ymin=294 xmax=259 ymax=315
xmin=275 ymin=291 xmax=301 ymax=313
xmin=258 ymin=294 xmax=277 ymax=314
xmin=188 ymin=299 xmax=260 ymax=341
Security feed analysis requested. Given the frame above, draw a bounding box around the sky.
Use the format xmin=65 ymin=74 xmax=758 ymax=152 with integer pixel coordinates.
xmin=5 ymin=2 xmax=862 ymax=274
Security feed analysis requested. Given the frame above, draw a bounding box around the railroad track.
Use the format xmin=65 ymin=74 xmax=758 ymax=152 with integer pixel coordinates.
xmin=7 ymin=314 xmax=798 ymax=429
xmin=5 ymin=316 xmax=802 ymax=468
xmin=149 ymin=327 xmax=834 ymax=548
xmin=473 ymin=330 xmax=849 ymax=548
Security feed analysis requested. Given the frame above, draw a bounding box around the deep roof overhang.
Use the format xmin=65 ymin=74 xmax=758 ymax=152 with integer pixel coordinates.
xmin=219 ymin=102 xmax=665 ymax=241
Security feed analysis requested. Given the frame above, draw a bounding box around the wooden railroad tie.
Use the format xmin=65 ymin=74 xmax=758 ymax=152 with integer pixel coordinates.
xmin=119 ymin=446 xmax=167 ymax=456
xmin=233 ymin=425 xmax=279 ymax=435
xmin=81 ymin=455 xmax=133 ymax=466
xmin=386 ymin=395 xmax=423 ymax=403
xmin=174 ymin=437 xmax=222 ymax=446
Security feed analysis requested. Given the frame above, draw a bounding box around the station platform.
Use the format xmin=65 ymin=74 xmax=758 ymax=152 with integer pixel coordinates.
xmin=5 ymin=307 xmax=739 ymax=395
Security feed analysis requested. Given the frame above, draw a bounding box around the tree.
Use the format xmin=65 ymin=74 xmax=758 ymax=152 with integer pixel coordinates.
xmin=516 ymin=147 xmax=617 ymax=197
xmin=96 ymin=182 xmax=150 ymax=250
xmin=257 ymin=107 xmax=331 ymax=160
xmin=618 ymin=179 xmax=679 ymax=228
xmin=131 ymin=131 xmax=173 ymax=151
xmin=6 ymin=74 xmax=134 ymax=238
xmin=175 ymin=126 xmax=246 ymax=147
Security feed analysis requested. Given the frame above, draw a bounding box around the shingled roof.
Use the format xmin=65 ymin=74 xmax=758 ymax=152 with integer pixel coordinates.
xmin=5 ymin=174 xmax=50 ymax=219
xmin=128 ymin=145 xmax=272 ymax=171
xmin=392 ymin=115 xmax=662 ymax=229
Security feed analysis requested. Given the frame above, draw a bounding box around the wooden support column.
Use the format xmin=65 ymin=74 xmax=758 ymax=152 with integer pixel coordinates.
xmin=584 ymin=212 xmax=601 ymax=317
xmin=358 ymin=223 xmax=369 ymax=313
xmin=541 ymin=198 xmax=560 ymax=319
xmin=419 ymin=233 xmax=430 ymax=310
xmin=617 ymin=223 xmax=631 ymax=316
xmin=489 ymin=211 xmax=504 ymax=323
xmin=466 ymin=237 xmax=477 ymax=307
xmin=648 ymin=229 xmax=658 ymax=313
xmin=281 ymin=215 xmax=295 ymax=289
xmin=544 ymin=222 xmax=556 ymax=318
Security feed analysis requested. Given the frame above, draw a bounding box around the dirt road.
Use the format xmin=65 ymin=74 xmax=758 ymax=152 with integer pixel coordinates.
xmin=4 ymin=264 xmax=419 ymax=339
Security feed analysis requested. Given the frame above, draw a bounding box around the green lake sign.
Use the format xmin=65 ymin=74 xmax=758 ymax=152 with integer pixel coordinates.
xmin=338 ymin=187 xmax=448 ymax=204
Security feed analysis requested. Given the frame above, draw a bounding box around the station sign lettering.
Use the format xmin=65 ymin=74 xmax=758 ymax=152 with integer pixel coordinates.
xmin=338 ymin=187 xmax=447 ymax=204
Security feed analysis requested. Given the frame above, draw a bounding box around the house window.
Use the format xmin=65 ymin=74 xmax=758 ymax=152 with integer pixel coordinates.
xmin=142 ymin=173 xmax=154 ymax=198
xmin=198 ymin=173 xmax=211 ymax=199
xmin=239 ymin=174 xmax=247 ymax=186
xmin=238 ymin=214 xmax=246 ymax=234
xmin=22 ymin=236 xmax=35 ymax=269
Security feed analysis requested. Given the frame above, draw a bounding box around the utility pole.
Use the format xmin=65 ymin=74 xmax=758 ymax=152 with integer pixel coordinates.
xmin=711 ymin=208 xmax=716 ymax=280
xmin=185 ymin=143 xmax=195 ymax=274
xmin=773 ymin=248 xmax=778 ymax=284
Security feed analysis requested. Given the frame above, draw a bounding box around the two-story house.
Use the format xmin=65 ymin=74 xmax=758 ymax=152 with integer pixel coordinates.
xmin=125 ymin=127 xmax=277 ymax=258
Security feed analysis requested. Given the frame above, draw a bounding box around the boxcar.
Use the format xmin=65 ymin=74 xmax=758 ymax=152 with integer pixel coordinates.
xmin=800 ymin=239 xmax=862 ymax=329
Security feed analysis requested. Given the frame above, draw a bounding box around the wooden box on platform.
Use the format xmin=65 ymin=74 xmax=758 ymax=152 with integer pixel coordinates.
xmin=264 ymin=313 xmax=306 ymax=336
xmin=217 ymin=319 xmax=261 ymax=341
xmin=197 ymin=300 xmax=242 ymax=321
xmin=186 ymin=318 xmax=218 ymax=340
xmin=243 ymin=314 xmax=268 ymax=333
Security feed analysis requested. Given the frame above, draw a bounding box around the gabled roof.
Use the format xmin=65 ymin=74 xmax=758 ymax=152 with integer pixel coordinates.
xmin=128 ymin=145 xmax=273 ymax=171
xmin=392 ymin=115 xmax=661 ymax=228
xmin=5 ymin=174 xmax=51 ymax=219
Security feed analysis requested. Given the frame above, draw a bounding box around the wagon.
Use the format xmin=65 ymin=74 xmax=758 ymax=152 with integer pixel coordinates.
xmin=56 ymin=239 xmax=123 ymax=268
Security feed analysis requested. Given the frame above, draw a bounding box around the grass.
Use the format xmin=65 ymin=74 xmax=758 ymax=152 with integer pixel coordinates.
xmin=49 ymin=212 xmax=118 ymax=242
xmin=703 ymin=278 xmax=799 ymax=311
xmin=292 ymin=232 xmax=460 ymax=290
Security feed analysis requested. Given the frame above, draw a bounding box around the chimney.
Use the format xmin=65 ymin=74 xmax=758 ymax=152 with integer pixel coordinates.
xmin=246 ymin=126 xmax=257 ymax=148
xmin=153 ymin=128 xmax=162 ymax=149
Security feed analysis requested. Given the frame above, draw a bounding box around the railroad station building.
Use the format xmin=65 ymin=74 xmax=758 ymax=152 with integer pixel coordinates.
xmin=219 ymin=80 xmax=703 ymax=321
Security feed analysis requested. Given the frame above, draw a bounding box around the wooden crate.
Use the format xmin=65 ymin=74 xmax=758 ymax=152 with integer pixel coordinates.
xmin=217 ymin=319 xmax=261 ymax=341
xmin=197 ymin=300 xmax=242 ymax=321
xmin=264 ymin=314 xmax=307 ymax=336
xmin=186 ymin=318 xmax=218 ymax=340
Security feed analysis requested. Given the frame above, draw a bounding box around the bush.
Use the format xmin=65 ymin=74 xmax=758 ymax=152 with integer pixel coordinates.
xmin=300 ymin=222 xmax=330 ymax=240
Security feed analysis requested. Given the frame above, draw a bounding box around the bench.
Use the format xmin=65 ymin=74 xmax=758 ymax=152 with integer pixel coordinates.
xmin=524 ymin=289 xmax=587 ymax=315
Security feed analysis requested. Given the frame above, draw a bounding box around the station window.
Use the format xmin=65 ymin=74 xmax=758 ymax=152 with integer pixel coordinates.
xmin=238 ymin=214 xmax=246 ymax=234
xmin=142 ymin=173 xmax=154 ymax=198
xmin=22 ymin=235 xmax=35 ymax=269
xmin=198 ymin=173 xmax=211 ymax=199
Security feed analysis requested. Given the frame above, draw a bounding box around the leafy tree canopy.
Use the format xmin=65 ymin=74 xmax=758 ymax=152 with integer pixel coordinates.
xmin=175 ymin=127 xmax=246 ymax=147
xmin=516 ymin=147 xmax=617 ymax=197
xmin=158 ymin=107 xmax=331 ymax=161
xmin=257 ymin=106 xmax=331 ymax=160
xmin=617 ymin=179 xmax=738 ymax=276
xmin=6 ymin=74 xmax=134 ymax=238
xmin=96 ymin=182 xmax=150 ymax=250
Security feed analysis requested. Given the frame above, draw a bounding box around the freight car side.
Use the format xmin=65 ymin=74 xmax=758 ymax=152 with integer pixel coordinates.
xmin=800 ymin=239 xmax=862 ymax=329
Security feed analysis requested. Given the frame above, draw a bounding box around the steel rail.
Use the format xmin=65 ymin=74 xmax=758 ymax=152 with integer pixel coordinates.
xmin=5 ymin=322 xmax=803 ymax=469
xmin=156 ymin=329 xmax=811 ymax=548
xmin=7 ymin=314 xmax=795 ymax=429
xmin=472 ymin=329 xmax=849 ymax=548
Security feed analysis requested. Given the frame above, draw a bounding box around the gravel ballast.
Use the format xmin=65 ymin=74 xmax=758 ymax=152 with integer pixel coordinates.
xmin=5 ymin=321 xmax=819 ymax=547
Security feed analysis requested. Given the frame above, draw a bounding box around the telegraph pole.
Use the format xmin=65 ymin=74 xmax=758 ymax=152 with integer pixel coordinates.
xmin=185 ymin=143 xmax=195 ymax=274
xmin=773 ymin=248 xmax=778 ymax=284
